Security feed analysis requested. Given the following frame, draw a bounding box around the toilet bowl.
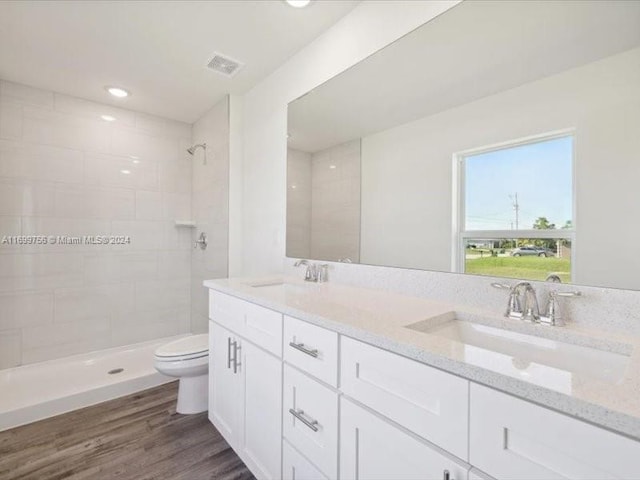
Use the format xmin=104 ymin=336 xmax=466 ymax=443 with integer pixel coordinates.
xmin=153 ymin=334 xmax=209 ymax=414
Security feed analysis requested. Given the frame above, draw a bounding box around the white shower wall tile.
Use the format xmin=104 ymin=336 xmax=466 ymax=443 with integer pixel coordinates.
xmin=161 ymin=192 xmax=191 ymax=220
xmin=0 ymin=290 xmax=53 ymax=329
xmin=54 ymin=94 xmax=136 ymax=127
xmin=135 ymin=190 xmax=163 ymax=220
xmin=0 ymin=79 xmax=193 ymax=368
xmin=135 ymin=278 xmax=191 ymax=312
xmin=0 ymin=329 xmax=21 ymax=369
xmin=111 ymin=307 xmax=190 ymax=346
xmin=22 ymin=105 xmax=112 ymax=153
xmin=0 ymin=180 xmax=55 ymax=217
xmin=85 ymin=152 xmax=159 ymax=191
xmin=54 ymin=283 xmax=135 ymax=324
xmin=0 ymin=100 xmax=23 ymax=140
xmin=0 ymin=139 xmax=84 ymax=183
xmin=21 ymin=317 xmax=113 ymax=365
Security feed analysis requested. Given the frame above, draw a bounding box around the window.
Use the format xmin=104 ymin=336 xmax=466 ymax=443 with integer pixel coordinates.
xmin=454 ymin=132 xmax=574 ymax=283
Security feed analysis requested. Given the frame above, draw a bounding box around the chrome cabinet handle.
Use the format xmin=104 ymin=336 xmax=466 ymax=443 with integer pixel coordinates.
xmin=227 ymin=337 xmax=232 ymax=369
xmin=288 ymin=341 xmax=319 ymax=358
xmin=288 ymin=408 xmax=319 ymax=432
xmin=232 ymin=341 xmax=241 ymax=374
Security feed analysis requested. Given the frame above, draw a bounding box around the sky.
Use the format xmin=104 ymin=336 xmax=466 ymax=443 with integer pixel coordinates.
xmin=465 ymin=135 xmax=573 ymax=231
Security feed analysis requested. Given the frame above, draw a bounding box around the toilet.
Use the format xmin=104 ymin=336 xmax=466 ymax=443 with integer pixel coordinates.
xmin=153 ymin=334 xmax=209 ymax=414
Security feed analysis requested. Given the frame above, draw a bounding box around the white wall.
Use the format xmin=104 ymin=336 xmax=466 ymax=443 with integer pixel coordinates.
xmin=359 ymin=47 xmax=640 ymax=289
xmin=191 ymin=97 xmax=230 ymax=334
xmin=233 ymin=0 xmax=460 ymax=276
xmin=0 ymin=80 xmax=193 ymax=368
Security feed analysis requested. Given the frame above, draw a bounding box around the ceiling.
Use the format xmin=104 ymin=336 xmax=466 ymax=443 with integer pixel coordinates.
xmin=288 ymin=0 xmax=640 ymax=153
xmin=0 ymin=0 xmax=359 ymax=123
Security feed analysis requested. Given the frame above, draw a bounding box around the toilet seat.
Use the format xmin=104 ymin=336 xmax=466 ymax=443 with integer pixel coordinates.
xmin=154 ymin=334 xmax=208 ymax=361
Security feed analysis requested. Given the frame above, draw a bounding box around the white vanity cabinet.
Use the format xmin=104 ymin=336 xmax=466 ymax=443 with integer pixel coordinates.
xmin=206 ymin=286 xmax=640 ymax=480
xmin=469 ymin=384 xmax=640 ymax=480
xmin=340 ymin=397 xmax=469 ymax=480
xmin=208 ymin=292 xmax=283 ymax=480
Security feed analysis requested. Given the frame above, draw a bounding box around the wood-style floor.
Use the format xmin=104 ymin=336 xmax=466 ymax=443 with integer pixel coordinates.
xmin=0 ymin=381 xmax=255 ymax=480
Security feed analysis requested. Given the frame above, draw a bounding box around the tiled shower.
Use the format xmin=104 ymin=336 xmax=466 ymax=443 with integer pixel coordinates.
xmin=0 ymin=80 xmax=229 ymax=369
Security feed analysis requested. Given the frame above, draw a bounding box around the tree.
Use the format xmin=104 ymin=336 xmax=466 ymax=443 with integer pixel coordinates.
xmin=533 ymin=217 xmax=556 ymax=230
xmin=532 ymin=216 xmax=556 ymax=249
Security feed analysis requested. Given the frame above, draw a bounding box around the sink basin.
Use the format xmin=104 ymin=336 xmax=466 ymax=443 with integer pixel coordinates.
xmin=407 ymin=316 xmax=631 ymax=390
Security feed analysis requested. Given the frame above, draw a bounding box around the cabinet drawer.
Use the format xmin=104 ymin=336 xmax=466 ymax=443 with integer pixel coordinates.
xmin=209 ymin=290 xmax=283 ymax=356
xmin=340 ymin=336 xmax=469 ymax=460
xmin=340 ymin=397 xmax=469 ymax=480
xmin=470 ymin=383 xmax=640 ymax=479
xmin=283 ymin=365 xmax=338 ymax=478
xmin=282 ymin=440 xmax=329 ymax=480
xmin=284 ymin=316 xmax=338 ymax=387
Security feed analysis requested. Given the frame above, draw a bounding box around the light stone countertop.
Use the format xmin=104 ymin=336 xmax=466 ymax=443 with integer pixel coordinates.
xmin=203 ymin=276 xmax=640 ymax=441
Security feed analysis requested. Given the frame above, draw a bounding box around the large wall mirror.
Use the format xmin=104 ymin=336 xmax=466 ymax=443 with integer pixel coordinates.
xmin=286 ymin=0 xmax=640 ymax=291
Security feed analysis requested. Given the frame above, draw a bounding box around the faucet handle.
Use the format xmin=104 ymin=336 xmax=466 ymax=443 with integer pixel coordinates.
xmin=491 ymin=282 xmax=512 ymax=290
xmin=554 ymin=290 xmax=582 ymax=297
xmin=317 ymin=264 xmax=329 ymax=283
xmin=541 ymin=290 xmax=582 ymax=326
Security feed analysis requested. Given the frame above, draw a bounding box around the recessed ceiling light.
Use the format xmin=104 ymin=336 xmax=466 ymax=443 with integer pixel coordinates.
xmin=105 ymin=86 xmax=129 ymax=98
xmin=120 ymin=169 xmax=131 ymax=175
xmin=129 ymin=155 xmax=140 ymax=164
xmin=286 ymin=0 xmax=311 ymax=7
xmin=329 ymin=165 xmax=337 ymax=169
xmin=101 ymin=115 xmax=116 ymax=122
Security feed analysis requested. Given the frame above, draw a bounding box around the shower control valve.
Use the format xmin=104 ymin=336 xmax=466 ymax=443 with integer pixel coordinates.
xmin=194 ymin=232 xmax=208 ymax=250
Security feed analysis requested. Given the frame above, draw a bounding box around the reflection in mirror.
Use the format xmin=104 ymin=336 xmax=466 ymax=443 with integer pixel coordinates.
xmin=286 ymin=0 xmax=640 ymax=290
xmin=457 ymin=133 xmax=574 ymax=283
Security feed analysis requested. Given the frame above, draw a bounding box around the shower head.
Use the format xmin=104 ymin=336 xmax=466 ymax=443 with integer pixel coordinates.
xmin=186 ymin=143 xmax=207 ymax=165
xmin=187 ymin=143 xmax=206 ymax=155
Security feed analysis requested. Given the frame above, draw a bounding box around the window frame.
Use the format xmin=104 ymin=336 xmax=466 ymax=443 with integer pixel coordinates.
xmin=451 ymin=129 xmax=577 ymax=281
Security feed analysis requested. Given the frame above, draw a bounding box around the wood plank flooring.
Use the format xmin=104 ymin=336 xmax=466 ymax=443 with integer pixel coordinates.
xmin=0 ymin=381 xmax=255 ymax=480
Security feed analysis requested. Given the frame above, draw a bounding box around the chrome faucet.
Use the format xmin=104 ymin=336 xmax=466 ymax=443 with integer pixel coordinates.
xmin=492 ymin=281 xmax=581 ymax=326
xmin=499 ymin=281 xmax=540 ymax=322
xmin=294 ymin=260 xmax=328 ymax=283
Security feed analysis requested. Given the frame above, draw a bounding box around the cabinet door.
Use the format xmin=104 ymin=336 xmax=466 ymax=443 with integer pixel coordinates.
xmin=240 ymin=341 xmax=283 ymax=480
xmin=283 ymin=440 xmax=329 ymax=480
xmin=470 ymin=383 xmax=640 ymax=480
xmin=340 ymin=398 xmax=469 ymax=480
xmin=209 ymin=322 xmax=242 ymax=447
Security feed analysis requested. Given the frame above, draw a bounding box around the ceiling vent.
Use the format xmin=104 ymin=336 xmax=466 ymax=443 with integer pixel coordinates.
xmin=207 ymin=53 xmax=243 ymax=77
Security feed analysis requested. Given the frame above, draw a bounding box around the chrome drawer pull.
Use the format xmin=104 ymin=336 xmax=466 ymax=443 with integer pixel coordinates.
xmin=288 ymin=341 xmax=319 ymax=358
xmin=288 ymin=408 xmax=319 ymax=432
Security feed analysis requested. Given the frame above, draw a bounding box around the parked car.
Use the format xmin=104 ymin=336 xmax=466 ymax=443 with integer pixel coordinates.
xmin=510 ymin=246 xmax=555 ymax=257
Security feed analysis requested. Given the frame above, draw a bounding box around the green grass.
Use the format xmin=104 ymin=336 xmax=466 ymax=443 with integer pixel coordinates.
xmin=465 ymin=256 xmax=571 ymax=282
